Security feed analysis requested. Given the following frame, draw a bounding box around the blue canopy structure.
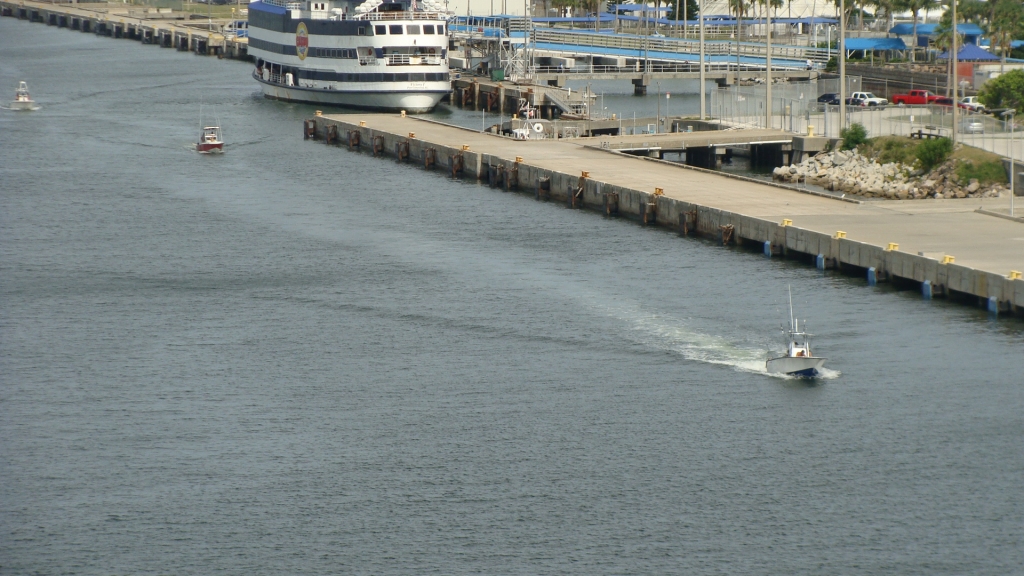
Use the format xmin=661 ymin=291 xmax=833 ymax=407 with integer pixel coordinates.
xmin=844 ymin=37 xmax=907 ymax=51
xmin=938 ymin=43 xmax=999 ymax=61
xmin=609 ymin=4 xmax=670 ymax=12
xmin=888 ymin=22 xmax=984 ymax=47
xmin=532 ymin=14 xmax=617 ymax=24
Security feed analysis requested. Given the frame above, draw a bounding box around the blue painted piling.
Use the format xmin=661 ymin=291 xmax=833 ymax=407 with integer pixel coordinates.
xmin=867 ymin=267 xmax=877 ymax=286
xmin=763 ymin=241 xmax=771 ymax=257
xmin=922 ymin=280 xmax=932 ymax=300
xmin=816 ymin=254 xmax=825 ymax=270
xmin=987 ymin=296 xmax=998 ymax=314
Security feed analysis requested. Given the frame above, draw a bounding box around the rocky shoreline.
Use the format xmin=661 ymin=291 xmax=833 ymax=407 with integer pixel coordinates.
xmin=773 ymin=150 xmax=1009 ymax=200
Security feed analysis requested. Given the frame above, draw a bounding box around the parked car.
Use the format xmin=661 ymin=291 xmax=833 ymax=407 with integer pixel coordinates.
xmin=959 ymin=96 xmax=986 ymax=112
xmin=845 ymin=97 xmax=866 ymax=107
xmin=817 ymin=93 xmax=841 ymax=105
xmin=932 ymin=96 xmax=954 ymax=107
xmin=891 ymin=89 xmax=942 ymax=106
xmin=962 ymin=119 xmax=985 ymax=134
xmin=850 ymin=91 xmax=888 ymax=107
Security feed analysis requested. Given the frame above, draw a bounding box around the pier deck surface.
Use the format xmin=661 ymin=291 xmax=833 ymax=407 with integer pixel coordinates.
xmin=331 ymin=114 xmax=1023 ymax=276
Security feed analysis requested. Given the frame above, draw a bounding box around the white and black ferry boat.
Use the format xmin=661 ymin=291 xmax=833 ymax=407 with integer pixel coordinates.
xmin=248 ymin=0 xmax=451 ymax=112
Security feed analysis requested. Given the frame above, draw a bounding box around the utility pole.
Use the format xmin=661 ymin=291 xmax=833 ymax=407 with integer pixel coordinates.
xmin=766 ymin=5 xmax=772 ymax=130
xmin=839 ymin=0 xmax=846 ymax=133
xmin=699 ymin=0 xmax=705 ymax=120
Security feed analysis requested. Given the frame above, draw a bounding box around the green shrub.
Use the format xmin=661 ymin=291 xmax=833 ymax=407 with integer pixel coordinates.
xmin=873 ymin=137 xmax=917 ymax=165
xmin=840 ymin=123 xmax=868 ymax=150
xmin=956 ymin=160 xmax=1008 ymax=185
xmin=825 ymin=56 xmax=837 ymax=73
xmin=977 ymin=69 xmax=1024 ymax=115
xmin=915 ymin=137 xmax=953 ymax=171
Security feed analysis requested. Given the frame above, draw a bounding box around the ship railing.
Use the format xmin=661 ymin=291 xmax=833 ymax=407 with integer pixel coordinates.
xmin=359 ymin=56 xmax=379 ymax=65
xmin=385 ymin=54 xmax=444 ymax=66
xmin=262 ymin=0 xmax=302 ymax=9
xmin=353 ymin=10 xmax=450 ymax=21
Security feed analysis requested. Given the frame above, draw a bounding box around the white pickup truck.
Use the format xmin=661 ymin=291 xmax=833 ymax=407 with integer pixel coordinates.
xmin=850 ymin=91 xmax=888 ymax=107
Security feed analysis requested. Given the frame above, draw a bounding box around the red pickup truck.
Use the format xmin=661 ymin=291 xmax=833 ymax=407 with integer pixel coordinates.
xmin=891 ymin=90 xmax=942 ymax=106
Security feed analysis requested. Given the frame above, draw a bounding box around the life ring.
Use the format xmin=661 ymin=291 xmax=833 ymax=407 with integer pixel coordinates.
xmin=532 ymin=123 xmax=544 ymax=133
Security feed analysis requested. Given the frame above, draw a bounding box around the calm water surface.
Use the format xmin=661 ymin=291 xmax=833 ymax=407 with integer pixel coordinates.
xmin=1 ymin=19 xmax=1023 ymax=575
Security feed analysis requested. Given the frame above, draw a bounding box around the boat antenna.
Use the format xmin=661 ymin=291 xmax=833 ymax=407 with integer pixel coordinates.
xmin=788 ymin=285 xmax=795 ymax=333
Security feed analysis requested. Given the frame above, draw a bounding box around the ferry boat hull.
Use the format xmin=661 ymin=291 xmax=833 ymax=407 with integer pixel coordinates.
xmin=253 ymin=74 xmax=446 ymax=113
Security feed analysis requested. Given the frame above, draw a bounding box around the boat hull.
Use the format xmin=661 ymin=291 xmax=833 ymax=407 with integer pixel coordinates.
xmin=196 ymin=142 xmax=223 ymax=153
xmin=9 ymin=100 xmax=36 ymax=111
xmin=254 ymin=75 xmax=447 ymax=113
xmin=766 ymin=356 xmax=826 ymax=377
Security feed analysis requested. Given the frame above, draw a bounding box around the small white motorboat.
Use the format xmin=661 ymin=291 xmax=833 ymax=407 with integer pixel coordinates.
xmin=766 ymin=287 xmax=827 ymax=378
xmin=10 ymin=81 xmax=36 ymax=111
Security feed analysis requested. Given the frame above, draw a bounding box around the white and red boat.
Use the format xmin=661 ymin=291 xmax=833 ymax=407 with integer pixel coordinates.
xmin=196 ymin=125 xmax=223 ymax=153
xmin=10 ymin=81 xmax=37 ymax=111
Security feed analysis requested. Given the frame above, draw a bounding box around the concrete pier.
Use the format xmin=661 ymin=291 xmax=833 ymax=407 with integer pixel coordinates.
xmin=1 ymin=0 xmax=250 ymax=60
xmin=306 ymin=113 xmax=1024 ymax=316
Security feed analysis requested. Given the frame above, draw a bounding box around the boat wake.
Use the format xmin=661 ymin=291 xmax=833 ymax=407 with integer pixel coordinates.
xmin=1 ymin=104 xmax=41 ymax=111
xmin=591 ymin=299 xmax=840 ymax=380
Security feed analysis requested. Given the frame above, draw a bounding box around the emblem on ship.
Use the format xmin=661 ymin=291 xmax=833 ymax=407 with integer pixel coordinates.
xmin=295 ymin=22 xmax=309 ymax=61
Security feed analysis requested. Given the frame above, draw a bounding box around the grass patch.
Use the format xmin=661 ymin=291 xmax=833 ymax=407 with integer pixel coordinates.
xmin=956 ymin=161 xmax=1007 ymax=185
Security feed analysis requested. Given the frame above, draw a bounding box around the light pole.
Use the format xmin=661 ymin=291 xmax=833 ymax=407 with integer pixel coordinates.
xmin=766 ymin=5 xmax=772 ymax=130
xmin=839 ymin=0 xmax=846 ymax=133
xmin=657 ymin=81 xmax=661 ymax=133
xmin=1005 ymin=110 xmax=1016 ymax=216
xmin=699 ymin=0 xmax=705 ymax=120
xmin=951 ymin=0 xmax=958 ymax=146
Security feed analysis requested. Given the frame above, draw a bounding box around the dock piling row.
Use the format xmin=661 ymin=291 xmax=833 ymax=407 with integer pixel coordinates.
xmin=304 ymin=114 xmax=1024 ymax=317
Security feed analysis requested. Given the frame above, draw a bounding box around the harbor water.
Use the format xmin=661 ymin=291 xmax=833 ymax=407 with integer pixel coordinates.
xmin=1 ymin=18 xmax=1023 ymax=575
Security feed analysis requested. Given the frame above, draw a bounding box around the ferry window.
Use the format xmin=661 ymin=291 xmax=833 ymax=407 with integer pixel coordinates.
xmin=438 ymin=25 xmax=445 ymax=35
xmin=407 ymin=25 xmax=420 ymax=34
xmin=389 ymin=24 xmax=403 ymax=34
xmin=423 ymin=24 xmax=435 ymax=34
xmin=358 ymin=26 xmax=368 ymax=35
xmin=374 ymin=25 xmax=386 ymax=35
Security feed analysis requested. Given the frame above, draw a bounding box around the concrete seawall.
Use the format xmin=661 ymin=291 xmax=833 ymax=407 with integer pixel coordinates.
xmin=1 ymin=0 xmax=250 ymax=60
xmin=307 ymin=114 xmax=1024 ymax=317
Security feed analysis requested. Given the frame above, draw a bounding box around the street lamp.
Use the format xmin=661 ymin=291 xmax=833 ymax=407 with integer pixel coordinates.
xmin=1004 ymin=109 xmax=1016 ymax=217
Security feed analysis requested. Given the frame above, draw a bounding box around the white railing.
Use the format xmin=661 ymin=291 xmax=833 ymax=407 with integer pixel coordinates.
xmin=262 ymin=0 xmax=303 ymax=9
xmin=531 ymin=29 xmax=830 ymax=63
xmin=385 ymin=54 xmax=443 ymax=66
xmin=353 ymin=11 xmax=449 ymax=21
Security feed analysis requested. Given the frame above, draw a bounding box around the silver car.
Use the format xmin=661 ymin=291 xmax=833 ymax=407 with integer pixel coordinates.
xmin=962 ymin=119 xmax=985 ymax=134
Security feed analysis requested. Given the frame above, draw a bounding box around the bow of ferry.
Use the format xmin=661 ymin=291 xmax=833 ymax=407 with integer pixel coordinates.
xmin=247 ymin=0 xmax=451 ymax=112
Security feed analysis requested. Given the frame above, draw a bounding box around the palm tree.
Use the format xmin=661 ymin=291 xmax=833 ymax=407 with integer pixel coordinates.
xmin=895 ymin=0 xmax=938 ymax=62
xmin=870 ymin=0 xmax=899 ymax=31
xmin=730 ymin=0 xmax=750 ymax=39
xmin=989 ymin=0 xmax=1024 ymax=73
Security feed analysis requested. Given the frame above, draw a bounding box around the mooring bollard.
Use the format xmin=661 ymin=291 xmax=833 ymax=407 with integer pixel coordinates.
xmin=868 ymin=267 xmax=877 ymax=286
